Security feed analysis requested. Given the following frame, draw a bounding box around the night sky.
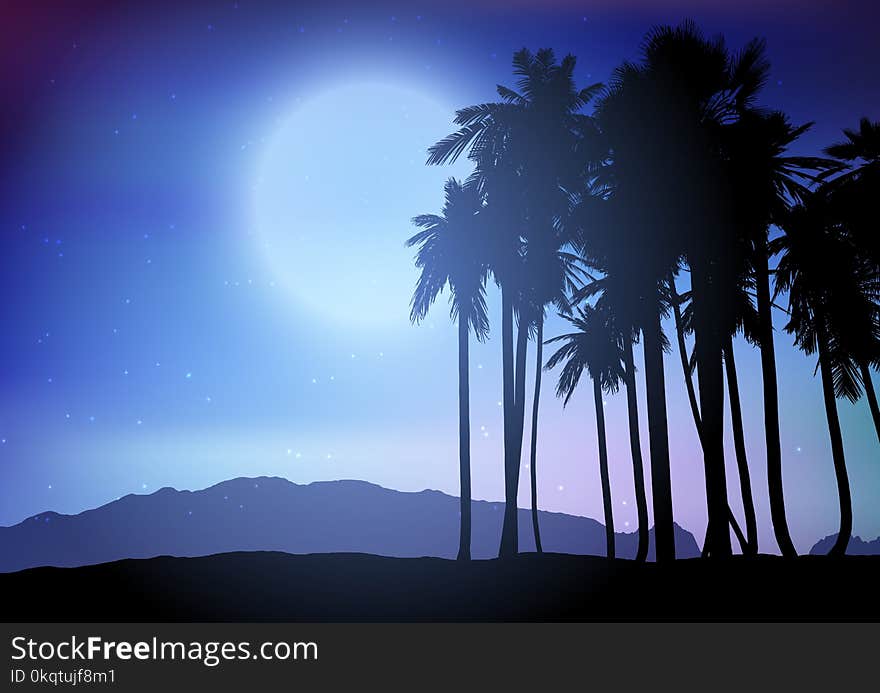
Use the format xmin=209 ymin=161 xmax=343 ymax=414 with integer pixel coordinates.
xmin=1 ymin=0 xmax=878 ymax=553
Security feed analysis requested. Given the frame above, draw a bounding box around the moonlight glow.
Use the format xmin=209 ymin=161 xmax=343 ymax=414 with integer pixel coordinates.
xmin=253 ymin=82 xmax=469 ymax=329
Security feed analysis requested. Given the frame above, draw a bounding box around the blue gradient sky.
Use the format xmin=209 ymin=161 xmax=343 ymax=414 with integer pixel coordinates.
xmin=1 ymin=0 xmax=878 ymax=553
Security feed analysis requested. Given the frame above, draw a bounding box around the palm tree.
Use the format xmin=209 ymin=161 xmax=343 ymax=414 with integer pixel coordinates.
xmin=407 ymin=178 xmax=489 ymax=561
xmin=427 ymin=48 xmax=602 ymax=557
xmin=524 ymin=244 xmax=584 ymax=553
xmin=824 ymin=118 xmax=880 ymax=442
xmin=593 ymin=22 xmax=774 ymax=559
xmin=570 ymin=266 xmax=650 ymax=562
xmin=546 ymin=304 xmax=623 ymax=559
xmin=773 ymin=196 xmax=880 ymax=556
xmin=593 ymin=59 xmax=686 ymax=564
xmin=721 ymin=109 xmax=842 ymax=557
xmin=670 ymin=272 xmax=758 ymax=555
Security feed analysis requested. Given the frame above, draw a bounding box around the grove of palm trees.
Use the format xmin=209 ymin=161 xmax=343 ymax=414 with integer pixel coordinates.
xmin=408 ymin=21 xmax=880 ymax=563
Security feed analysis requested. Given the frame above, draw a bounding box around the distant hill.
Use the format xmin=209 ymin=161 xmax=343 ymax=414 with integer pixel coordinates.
xmin=809 ymin=533 xmax=880 ymax=555
xmin=0 ymin=476 xmax=700 ymax=572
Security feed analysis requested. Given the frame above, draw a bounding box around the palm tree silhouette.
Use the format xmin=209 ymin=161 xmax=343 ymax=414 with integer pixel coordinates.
xmin=570 ymin=264 xmax=651 ymax=562
xmin=524 ymin=243 xmax=584 ymax=553
xmin=824 ymin=118 xmax=880 ymax=442
xmin=591 ymin=22 xmax=772 ymax=559
xmin=773 ymin=195 xmax=879 ymax=556
xmin=671 ymin=273 xmax=757 ymax=555
xmin=427 ymin=48 xmax=602 ymax=557
xmin=728 ymin=110 xmax=839 ymax=557
xmin=407 ymin=178 xmax=489 ymax=561
xmin=546 ymin=304 xmax=623 ymax=559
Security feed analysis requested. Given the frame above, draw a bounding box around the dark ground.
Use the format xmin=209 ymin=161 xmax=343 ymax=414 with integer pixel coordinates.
xmin=2 ymin=552 xmax=878 ymax=622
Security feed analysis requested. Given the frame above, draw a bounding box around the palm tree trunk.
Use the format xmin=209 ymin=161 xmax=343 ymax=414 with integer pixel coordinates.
xmin=512 ymin=305 xmax=530 ymax=473
xmin=499 ymin=287 xmax=518 ymax=558
xmin=528 ymin=317 xmax=544 ymax=553
xmin=642 ymin=306 xmax=675 ymax=562
xmin=671 ymin=281 xmax=702 ymax=433
xmin=694 ymin=336 xmax=731 ymax=558
xmin=690 ymin=264 xmax=731 ymax=559
xmin=673 ymin=286 xmax=747 ymax=556
xmin=818 ymin=330 xmax=853 ymax=557
xmin=724 ymin=337 xmax=758 ymax=556
xmin=593 ymin=378 xmax=615 ymax=559
xmin=673 ymin=304 xmax=746 ymax=558
xmin=859 ymin=361 xmax=880 ymax=446
xmin=756 ymin=244 xmax=797 ymax=557
xmin=500 ymin=304 xmax=530 ymax=554
xmin=622 ymin=339 xmax=649 ymax=562
xmin=457 ymin=317 xmax=472 ymax=561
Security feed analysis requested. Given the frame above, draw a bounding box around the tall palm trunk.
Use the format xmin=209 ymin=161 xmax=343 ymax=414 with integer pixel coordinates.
xmin=593 ymin=378 xmax=615 ymax=559
xmin=499 ymin=287 xmax=519 ymax=558
xmin=513 ymin=305 xmax=530 ymax=470
xmin=457 ymin=317 xmax=472 ymax=561
xmin=671 ymin=284 xmax=702 ymax=432
xmin=724 ymin=337 xmax=758 ymax=555
xmin=756 ymin=244 xmax=797 ymax=557
xmin=859 ymin=361 xmax=880 ymax=445
xmin=690 ymin=262 xmax=731 ymax=559
xmin=642 ymin=305 xmax=675 ymax=562
xmin=693 ymin=328 xmax=731 ymax=557
xmin=818 ymin=327 xmax=853 ymax=557
xmin=672 ymin=285 xmax=748 ymax=555
xmin=622 ymin=339 xmax=649 ymax=562
xmin=528 ymin=317 xmax=544 ymax=553
xmin=498 ymin=302 xmax=531 ymax=555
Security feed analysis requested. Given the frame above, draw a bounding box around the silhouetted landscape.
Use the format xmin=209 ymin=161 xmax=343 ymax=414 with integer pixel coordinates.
xmin=0 ymin=476 xmax=700 ymax=573
xmin=3 ymin=4 xmax=879 ymax=626
xmin=3 ymin=552 xmax=878 ymax=622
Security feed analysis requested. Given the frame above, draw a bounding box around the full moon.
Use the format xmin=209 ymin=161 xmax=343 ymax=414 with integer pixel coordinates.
xmin=253 ymin=82 xmax=469 ymax=330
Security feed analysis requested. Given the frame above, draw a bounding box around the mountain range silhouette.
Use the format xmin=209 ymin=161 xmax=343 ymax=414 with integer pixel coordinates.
xmin=0 ymin=476 xmax=700 ymax=573
xmin=810 ymin=533 xmax=880 ymax=555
